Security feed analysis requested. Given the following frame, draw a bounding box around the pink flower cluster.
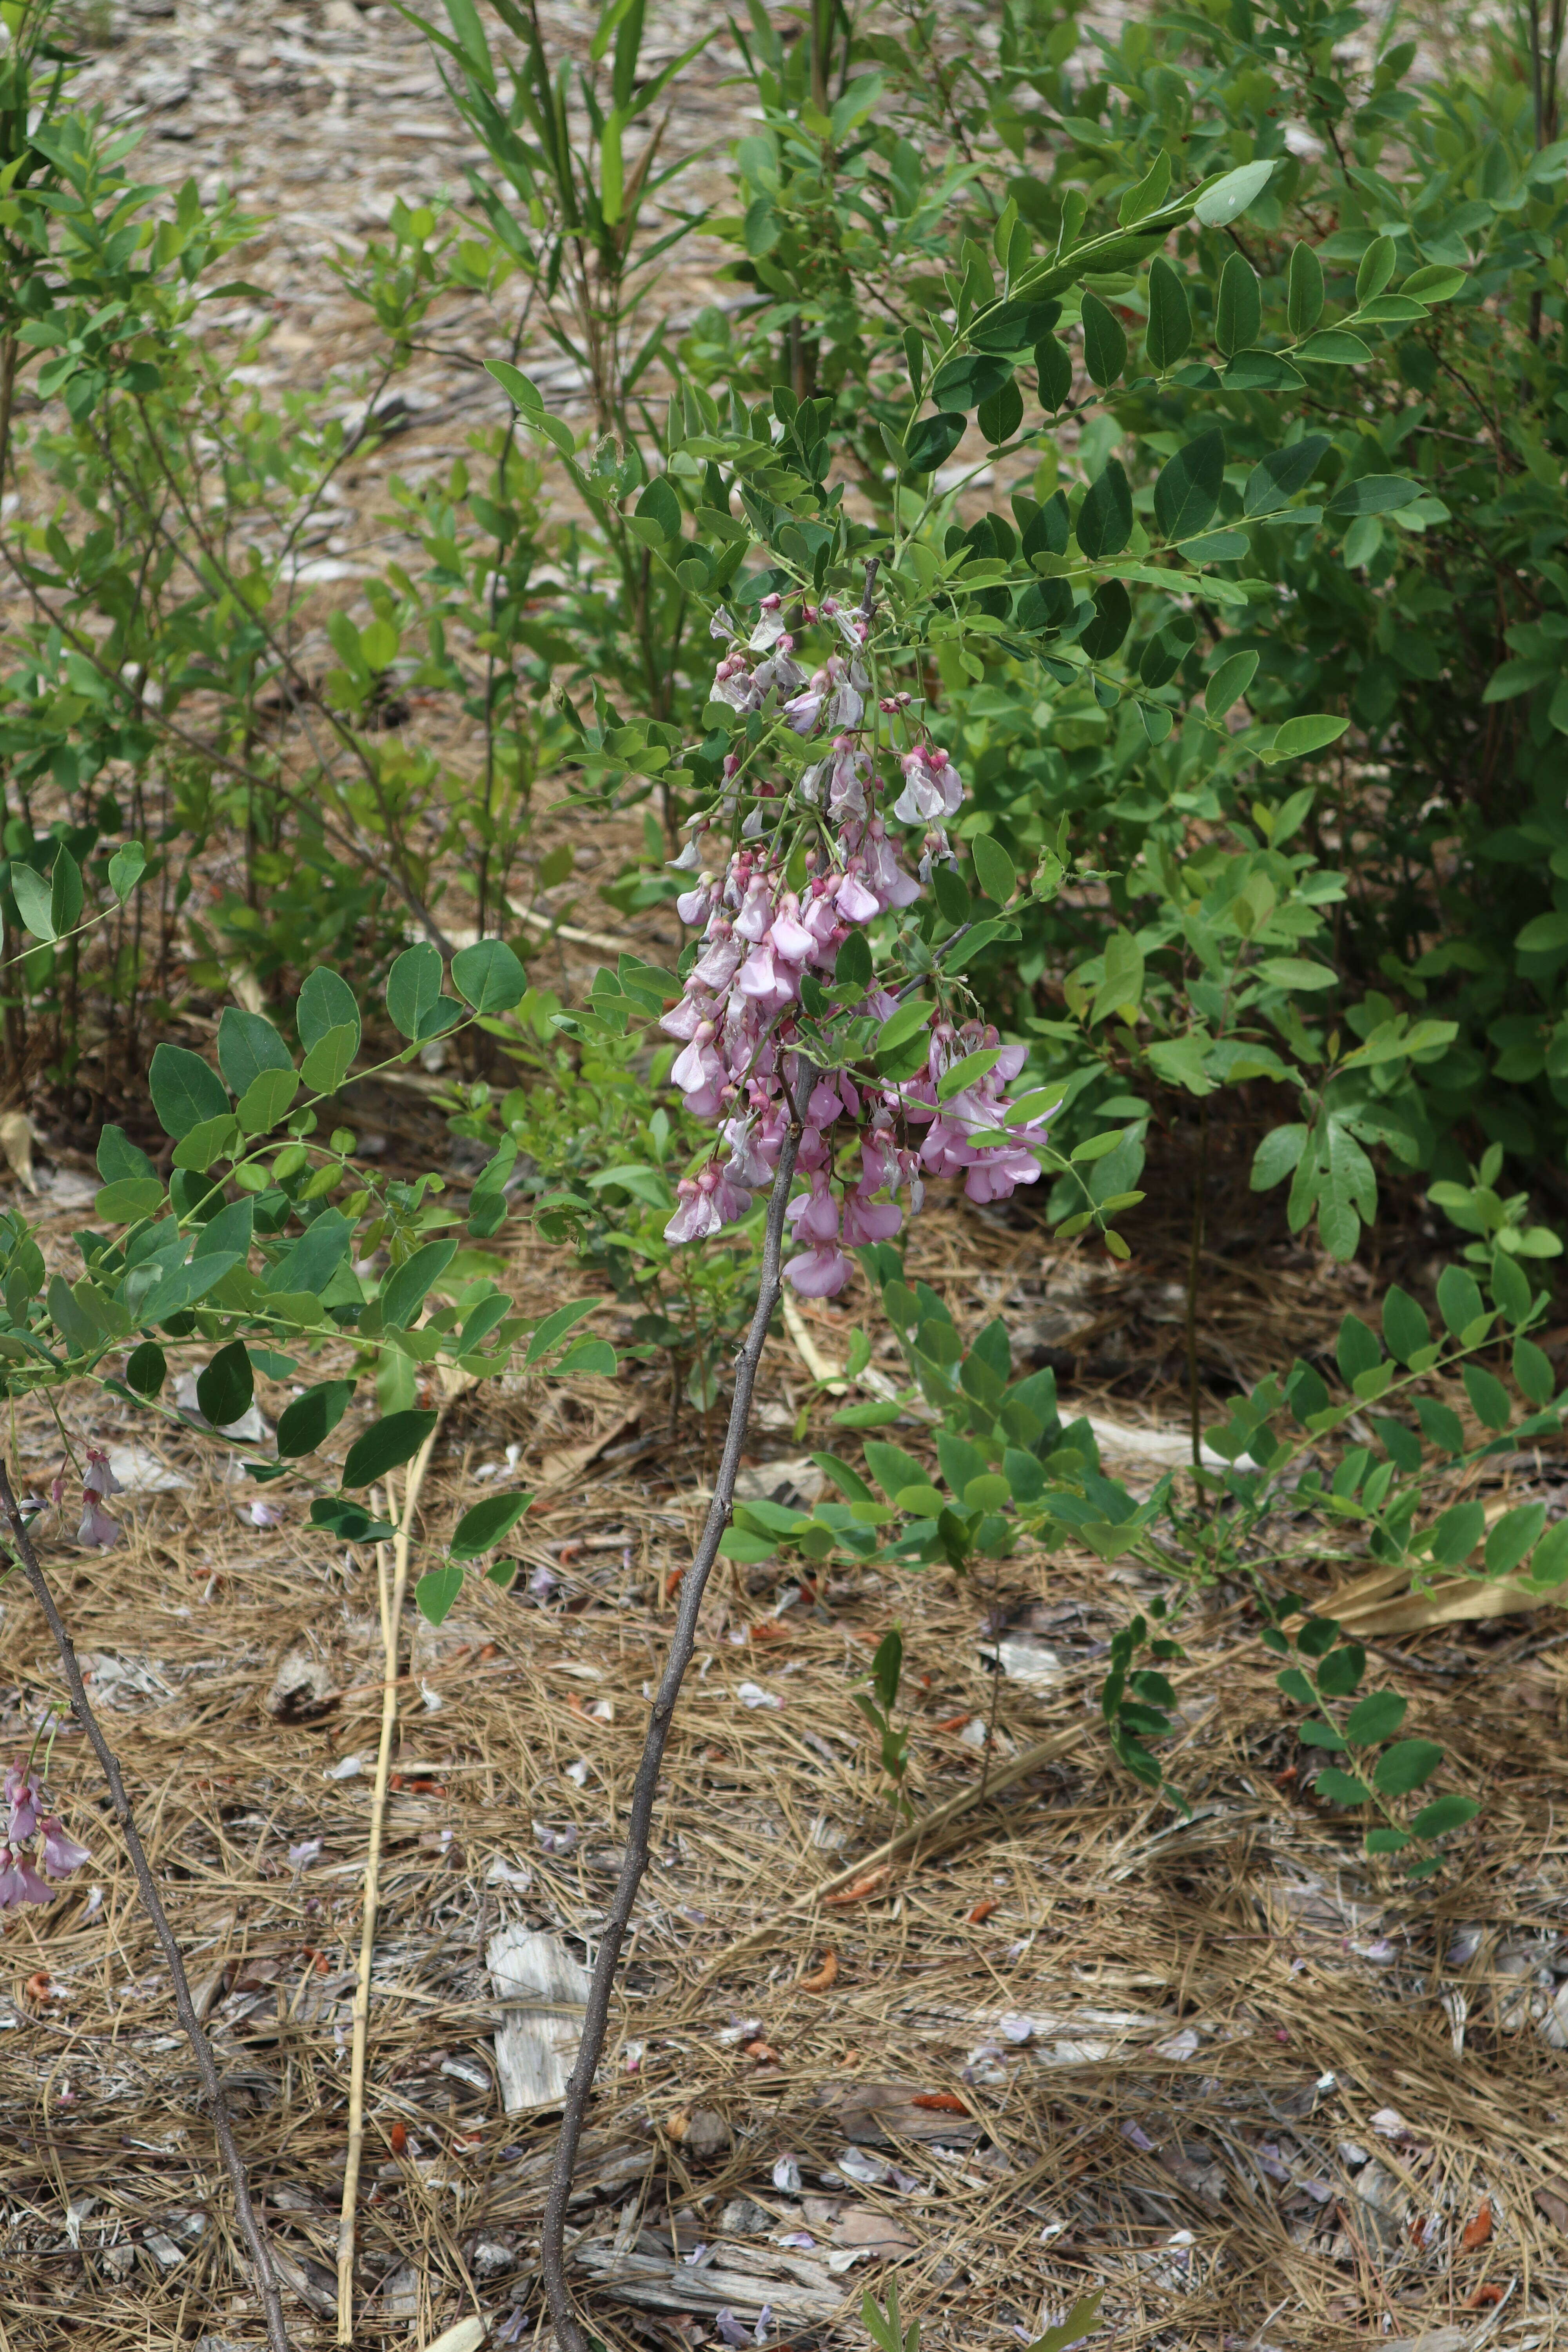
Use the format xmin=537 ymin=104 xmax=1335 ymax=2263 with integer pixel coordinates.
xmin=660 ymin=590 xmax=1055 ymax=1296
xmin=0 ymin=1760 xmax=91 ymax=1909
xmin=57 ymin=1447 xmax=121 ymax=1549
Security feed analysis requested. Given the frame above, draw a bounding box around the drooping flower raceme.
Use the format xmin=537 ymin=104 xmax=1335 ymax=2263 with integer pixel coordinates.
xmin=661 ymin=586 xmax=1056 ymax=1295
xmin=1 ymin=1759 xmax=91 ymax=1909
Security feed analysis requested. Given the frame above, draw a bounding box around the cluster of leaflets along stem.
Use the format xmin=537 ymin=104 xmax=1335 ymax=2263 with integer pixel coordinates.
xmin=1053 ymin=808 xmax=1469 ymax=1266
xmin=718 ymin=1243 xmax=1562 ymax=1881
xmin=495 ymin=158 xmax=1407 ymax=798
xmin=0 ymin=936 xmax=613 ymax=1622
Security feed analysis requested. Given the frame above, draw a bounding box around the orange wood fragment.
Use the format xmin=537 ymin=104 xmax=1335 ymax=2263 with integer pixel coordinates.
xmin=823 ymin=1864 xmax=891 ymax=1907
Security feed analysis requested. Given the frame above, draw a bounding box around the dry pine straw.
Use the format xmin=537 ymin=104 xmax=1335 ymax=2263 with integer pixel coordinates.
xmin=3 ymin=10 xmax=1563 ymax=2341
xmin=0 ymin=1182 xmax=1565 ymax=2352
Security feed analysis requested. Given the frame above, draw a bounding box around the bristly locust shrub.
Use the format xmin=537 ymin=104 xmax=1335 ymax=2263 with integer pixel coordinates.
xmin=494 ymin=153 xmax=1404 ymax=2352
xmin=707 ymin=0 xmax=1568 ymax=1234
xmin=499 ymin=132 xmax=1562 ymax=1900
xmin=514 ymin=144 xmax=1483 ymax=1267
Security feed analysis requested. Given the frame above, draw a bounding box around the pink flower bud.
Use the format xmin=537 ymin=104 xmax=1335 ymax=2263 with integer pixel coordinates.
xmin=5 ymin=1764 xmax=42 ymax=1846
xmin=83 ymin=1447 xmax=122 ymax=1499
xmin=78 ymin=1496 xmax=120 ymax=1550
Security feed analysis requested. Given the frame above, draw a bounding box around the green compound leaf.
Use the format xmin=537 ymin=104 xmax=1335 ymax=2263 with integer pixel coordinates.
xmin=416 ymin=1564 xmax=465 ymax=1624
xmin=150 ymin=1044 xmax=230 ymax=1140
xmin=341 ymin=1409 xmax=440 ymax=1487
xmin=1372 ymin=1737 xmax=1444 ymax=1795
xmin=276 ymin=1380 xmax=355 ymax=1459
xmin=451 ymin=1489 xmax=534 ymax=1559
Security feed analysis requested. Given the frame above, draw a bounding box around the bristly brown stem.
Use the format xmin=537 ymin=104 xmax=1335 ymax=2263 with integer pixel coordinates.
xmin=0 ymin=1461 xmax=291 ymax=2352
xmin=539 ymin=1121 xmax=802 ymax=2352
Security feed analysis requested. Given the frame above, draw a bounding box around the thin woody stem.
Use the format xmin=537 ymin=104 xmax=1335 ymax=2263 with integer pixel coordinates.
xmin=539 ymin=1122 xmax=802 ymax=2352
xmin=0 ymin=1462 xmax=290 ymax=2352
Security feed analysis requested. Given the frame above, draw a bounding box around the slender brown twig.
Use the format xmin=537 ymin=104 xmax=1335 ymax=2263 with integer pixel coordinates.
xmin=0 ymin=1460 xmax=290 ymax=2352
xmin=539 ymin=1121 xmax=802 ymax=2352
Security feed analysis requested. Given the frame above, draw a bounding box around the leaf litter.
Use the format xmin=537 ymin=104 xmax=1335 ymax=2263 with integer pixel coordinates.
xmin=5 ymin=1143 xmax=1568 ymax=2352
